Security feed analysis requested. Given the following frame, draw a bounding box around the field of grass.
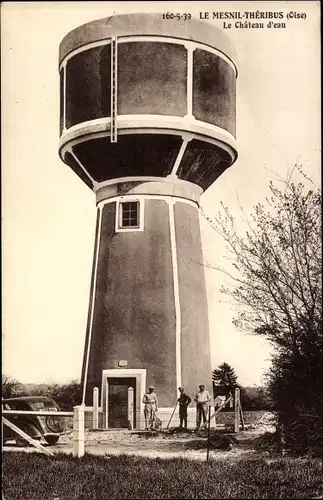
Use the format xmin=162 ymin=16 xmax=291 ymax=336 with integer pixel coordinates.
xmin=3 ymin=452 xmax=323 ymax=499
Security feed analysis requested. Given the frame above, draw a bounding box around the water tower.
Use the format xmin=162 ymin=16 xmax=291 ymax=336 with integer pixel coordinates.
xmin=58 ymin=13 xmax=237 ymax=429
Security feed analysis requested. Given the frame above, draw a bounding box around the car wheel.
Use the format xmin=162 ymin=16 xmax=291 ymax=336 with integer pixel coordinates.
xmin=44 ymin=435 xmax=59 ymax=446
xmin=45 ymin=415 xmax=64 ymax=433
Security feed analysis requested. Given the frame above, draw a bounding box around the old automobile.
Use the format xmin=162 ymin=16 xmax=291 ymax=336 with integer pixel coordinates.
xmin=2 ymin=396 xmax=65 ymax=446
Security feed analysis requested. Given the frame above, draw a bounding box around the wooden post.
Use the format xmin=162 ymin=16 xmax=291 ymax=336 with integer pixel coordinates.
xmin=201 ymin=395 xmax=232 ymax=429
xmin=2 ymin=417 xmax=53 ymax=456
xmin=105 ymin=380 xmax=109 ymax=429
xmin=92 ymin=387 xmax=99 ymax=430
xmin=213 ymin=402 xmax=217 ymax=431
xmin=239 ymin=398 xmax=245 ymax=431
xmin=128 ymin=387 xmax=134 ymax=430
xmin=73 ymin=405 xmax=85 ymax=458
xmin=234 ymin=387 xmax=240 ymax=433
xmin=206 ymin=405 xmax=211 ymax=462
xmin=166 ymin=401 xmax=178 ymax=429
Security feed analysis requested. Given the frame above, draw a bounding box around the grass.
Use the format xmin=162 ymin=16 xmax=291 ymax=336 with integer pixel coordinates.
xmin=3 ymin=451 xmax=323 ymax=499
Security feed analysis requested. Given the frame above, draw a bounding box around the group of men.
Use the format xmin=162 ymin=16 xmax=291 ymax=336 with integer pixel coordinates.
xmin=142 ymin=384 xmax=212 ymax=430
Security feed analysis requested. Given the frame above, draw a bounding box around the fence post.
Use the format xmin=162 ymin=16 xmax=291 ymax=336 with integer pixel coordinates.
xmin=213 ymin=401 xmax=217 ymax=430
xmin=3 ymin=417 xmax=53 ymax=456
xmin=128 ymin=387 xmax=134 ymax=430
xmin=206 ymin=405 xmax=211 ymax=462
xmin=239 ymin=398 xmax=245 ymax=431
xmin=73 ymin=405 xmax=85 ymax=458
xmin=105 ymin=380 xmax=109 ymax=429
xmin=234 ymin=387 xmax=240 ymax=433
xmin=93 ymin=387 xmax=99 ymax=430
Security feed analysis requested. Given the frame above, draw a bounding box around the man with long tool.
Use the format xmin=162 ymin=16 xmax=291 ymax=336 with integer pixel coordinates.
xmin=177 ymin=386 xmax=191 ymax=429
xmin=142 ymin=385 xmax=158 ymax=430
xmin=194 ymin=384 xmax=212 ymax=430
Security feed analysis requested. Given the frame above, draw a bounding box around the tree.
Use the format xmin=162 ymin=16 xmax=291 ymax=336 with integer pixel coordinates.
xmin=212 ymin=362 xmax=238 ymax=389
xmin=2 ymin=377 xmax=82 ymax=411
xmin=2 ymin=374 xmax=26 ymax=399
xmin=266 ymin=350 xmax=322 ymax=454
xmin=203 ymin=165 xmax=322 ymax=455
xmin=40 ymin=380 xmax=82 ymax=410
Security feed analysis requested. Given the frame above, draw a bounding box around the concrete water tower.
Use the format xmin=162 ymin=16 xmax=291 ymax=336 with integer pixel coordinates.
xmin=58 ymin=13 xmax=237 ymax=429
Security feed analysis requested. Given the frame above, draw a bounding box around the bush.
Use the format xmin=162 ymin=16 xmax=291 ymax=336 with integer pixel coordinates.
xmin=253 ymin=431 xmax=280 ymax=453
xmin=267 ymin=350 xmax=323 ymax=458
xmin=2 ymin=375 xmax=26 ymax=399
xmin=2 ymin=378 xmax=83 ymax=411
xmin=43 ymin=381 xmax=82 ymax=410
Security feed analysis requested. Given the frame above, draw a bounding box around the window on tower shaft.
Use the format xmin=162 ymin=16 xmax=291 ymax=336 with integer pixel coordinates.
xmin=121 ymin=201 xmax=139 ymax=228
xmin=116 ymin=200 xmax=144 ymax=232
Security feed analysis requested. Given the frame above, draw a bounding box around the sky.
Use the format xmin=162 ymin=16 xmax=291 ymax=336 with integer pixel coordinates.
xmin=2 ymin=1 xmax=321 ymax=387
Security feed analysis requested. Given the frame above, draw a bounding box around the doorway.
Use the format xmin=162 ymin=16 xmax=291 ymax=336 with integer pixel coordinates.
xmin=108 ymin=377 xmax=136 ymax=428
xmin=101 ymin=368 xmax=147 ymax=430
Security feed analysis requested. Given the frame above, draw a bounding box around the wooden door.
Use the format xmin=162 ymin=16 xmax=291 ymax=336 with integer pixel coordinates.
xmin=108 ymin=377 xmax=136 ymax=428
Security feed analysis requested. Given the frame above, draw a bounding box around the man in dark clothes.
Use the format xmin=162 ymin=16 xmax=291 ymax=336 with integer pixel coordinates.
xmin=177 ymin=386 xmax=191 ymax=429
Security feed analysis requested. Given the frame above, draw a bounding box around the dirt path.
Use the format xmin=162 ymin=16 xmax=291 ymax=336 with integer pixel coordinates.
xmin=3 ymin=418 xmax=276 ymax=461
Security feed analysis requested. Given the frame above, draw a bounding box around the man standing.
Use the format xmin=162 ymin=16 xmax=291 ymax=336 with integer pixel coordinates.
xmin=177 ymin=386 xmax=191 ymax=429
xmin=142 ymin=385 xmax=158 ymax=430
xmin=194 ymin=384 xmax=211 ymax=429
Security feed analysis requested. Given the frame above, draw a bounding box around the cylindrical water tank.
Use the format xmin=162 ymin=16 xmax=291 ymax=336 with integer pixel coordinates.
xmin=59 ymin=14 xmax=237 ymax=192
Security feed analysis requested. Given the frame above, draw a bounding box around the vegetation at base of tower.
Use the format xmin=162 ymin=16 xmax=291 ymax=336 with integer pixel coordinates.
xmin=203 ymin=165 xmax=322 ymax=456
xmin=3 ymin=452 xmax=323 ymax=500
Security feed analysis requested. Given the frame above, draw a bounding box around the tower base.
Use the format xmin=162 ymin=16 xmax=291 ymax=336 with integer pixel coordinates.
xmin=83 ymin=407 xmax=212 ymax=431
xmin=83 ymin=368 xmax=214 ymax=431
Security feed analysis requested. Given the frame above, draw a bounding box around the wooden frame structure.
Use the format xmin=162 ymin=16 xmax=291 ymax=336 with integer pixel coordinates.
xmin=2 ymin=407 xmax=84 ymax=457
xmin=202 ymin=387 xmax=245 ymax=432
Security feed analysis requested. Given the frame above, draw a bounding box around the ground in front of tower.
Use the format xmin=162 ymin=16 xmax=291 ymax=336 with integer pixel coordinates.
xmin=3 ymin=412 xmax=275 ymax=460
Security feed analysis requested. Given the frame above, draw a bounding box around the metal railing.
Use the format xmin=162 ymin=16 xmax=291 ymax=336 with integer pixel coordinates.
xmin=110 ymin=35 xmax=118 ymax=143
